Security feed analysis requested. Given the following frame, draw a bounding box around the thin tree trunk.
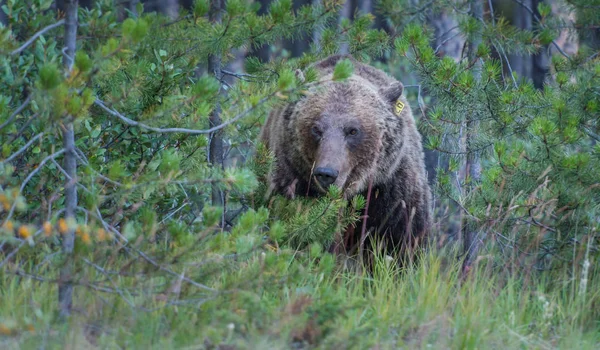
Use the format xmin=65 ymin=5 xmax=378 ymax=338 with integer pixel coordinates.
xmin=56 ymin=0 xmax=90 ymax=10
xmin=283 ymin=0 xmax=311 ymax=58
xmin=248 ymin=0 xmax=272 ymax=62
xmin=358 ymin=0 xmax=371 ymax=14
xmin=531 ymin=0 xmax=549 ymax=89
xmin=58 ymin=0 xmax=78 ymax=318
xmin=510 ymin=0 xmax=533 ymax=78
xmin=338 ymin=0 xmax=354 ymax=54
xmin=129 ymin=0 xmax=140 ymax=17
xmin=427 ymin=8 xmax=464 ymax=187
xmin=161 ymin=0 xmax=179 ymax=19
xmin=427 ymin=8 xmax=466 ymax=239
xmin=312 ymin=0 xmax=323 ymax=50
xmin=0 ymin=1 xmax=7 ymax=26
xmin=462 ymin=0 xmax=483 ymax=274
xmin=208 ymin=0 xmax=225 ymax=218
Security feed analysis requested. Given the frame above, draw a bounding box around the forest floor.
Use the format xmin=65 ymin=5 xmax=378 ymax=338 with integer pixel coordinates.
xmin=1 ymin=246 xmax=599 ymax=349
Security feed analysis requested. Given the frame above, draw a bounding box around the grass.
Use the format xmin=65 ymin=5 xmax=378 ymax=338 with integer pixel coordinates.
xmin=1 ymin=241 xmax=598 ymax=350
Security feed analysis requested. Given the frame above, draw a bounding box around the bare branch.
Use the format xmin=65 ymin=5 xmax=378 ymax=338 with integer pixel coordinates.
xmin=0 ymin=95 xmax=32 ymax=131
xmin=94 ymin=96 xmax=270 ymax=135
xmin=0 ymin=229 xmax=43 ymax=268
xmin=10 ymin=19 xmax=66 ymax=56
xmin=2 ymin=149 xmax=66 ymax=226
xmin=512 ymin=0 xmax=570 ymax=59
xmin=88 ymin=207 xmax=217 ymax=293
xmin=82 ymin=258 xmax=139 ymax=309
xmin=2 ymin=132 xmax=43 ymax=163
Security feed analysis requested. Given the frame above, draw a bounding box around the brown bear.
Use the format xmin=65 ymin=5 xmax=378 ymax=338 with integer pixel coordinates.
xmin=260 ymin=55 xmax=431 ymax=256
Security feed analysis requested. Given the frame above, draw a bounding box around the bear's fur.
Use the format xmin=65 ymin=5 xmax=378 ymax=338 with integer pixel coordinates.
xmin=260 ymin=55 xmax=431 ymax=255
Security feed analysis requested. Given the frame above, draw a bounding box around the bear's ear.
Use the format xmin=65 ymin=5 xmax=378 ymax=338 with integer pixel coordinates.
xmin=379 ymin=82 xmax=404 ymax=104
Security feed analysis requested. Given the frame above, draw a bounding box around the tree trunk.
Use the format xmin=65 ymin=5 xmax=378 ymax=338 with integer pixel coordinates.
xmin=284 ymin=0 xmax=311 ymax=58
xmin=0 ymin=0 xmax=7 ymax=26
xmin=208 ymin=0 xmax=225 ymax=217
xmin=338 ymin=0 xmax=355 ymax=54
xmin=58 ymin=0 xmax=78 ymax=319
xmin=312 ymin=0 xmax=323 ymax=50
xmin=141 ymin=0 xmax=178 ymax=17
xmin=129 ymin=0 xmax=140 ymax=17
xmin=358 ymin=0 xmax=371 ymax=14
xmin=531 ymin=0 xmax=549 ymax=89
xmin=462 ymin=0 xmax=483 ymax=275
xmin=248 ymin=0 xmax=272 ymax=62
xmin=57 ymin=0 xmax=92 ymax=10
xmin=510 ymin=0 xmax=533 ymax=79
xmin=161 ymin=0 xmax=179 ymax=19
xmin=180 ymin=0 xmax=194 ymax=10
xmin=426 ymin=8 xmax=464 ymax=187
xmin=494 ymin=0 xmax=550 ymax=88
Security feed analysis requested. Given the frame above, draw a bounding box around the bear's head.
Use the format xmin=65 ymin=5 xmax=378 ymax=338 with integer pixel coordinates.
xmin=290 ymin=77 xmax=405 ymax=197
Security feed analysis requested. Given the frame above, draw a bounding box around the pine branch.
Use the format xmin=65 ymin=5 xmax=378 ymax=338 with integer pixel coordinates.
xmin=94 ymin=95 xmax=270 ymax=135
xmin=512 ymin=0 xmax=570 ymax=59
xmin=10 ymin=19 xmax=66 ymax=56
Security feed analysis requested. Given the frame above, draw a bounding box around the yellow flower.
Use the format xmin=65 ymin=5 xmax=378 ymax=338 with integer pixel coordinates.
xmin=43 ymin=221 xmax=52 ymax=236
xmin=97 ymin=228 xmax=107 ymax=241
xmin=0 ymin=323 xmax=12 ymax=335
xmin=3 ymin=220 xmax=14 ymax=234
xmin=58 ymin=218 xmax=68 ymax=234
xmin=81 ymin=232 xmax=91 ymax=245
xmin=0 ymin=193 xmax=8 ymax=211
xmin=18 ymin=225 xmax=31 ymax=239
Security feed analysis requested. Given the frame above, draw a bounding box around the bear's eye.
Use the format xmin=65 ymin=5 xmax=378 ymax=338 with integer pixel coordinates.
xmin=311 ymin=126 xmax=322 ymax=139
xmin=346 ymin=128 xmax=359 ymax=137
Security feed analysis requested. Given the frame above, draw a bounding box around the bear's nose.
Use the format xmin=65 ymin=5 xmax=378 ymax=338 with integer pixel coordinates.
xmin=313 ymin=167 xmax=339 ymax=188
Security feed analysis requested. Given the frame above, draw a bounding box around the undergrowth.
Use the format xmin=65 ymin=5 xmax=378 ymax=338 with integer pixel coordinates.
xmin=1 ymin=243 xmax=598 ymax=349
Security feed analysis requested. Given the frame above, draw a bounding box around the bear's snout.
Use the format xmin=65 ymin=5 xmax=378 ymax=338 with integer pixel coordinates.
xmin=313 ymin=167 xmax=339 ymax=188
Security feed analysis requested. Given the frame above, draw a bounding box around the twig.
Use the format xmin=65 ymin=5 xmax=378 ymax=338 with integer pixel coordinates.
xmin=2 ymin=132 xmax=43 ymax=163
xmin=94 ymin=95 xmax=270 ymax=135
xmin=0 ymin=95 xmax=32 ymax=131
xmin=89 ymin=207 xmax=217 ymax=293
xmin=512 ymin=0 xmax=570 ymax=59
xmin=2 ymin=149 xmax=66 ymax=227
xmin=10 ymin=19 xmax=66 ymax=56
xmin=82 ymin=258 xmax=139 ymax=309
xmin=0 ymin=229 xmax=43 ymax=268
xmin=359 ymin=176 xmax=374 ymax=257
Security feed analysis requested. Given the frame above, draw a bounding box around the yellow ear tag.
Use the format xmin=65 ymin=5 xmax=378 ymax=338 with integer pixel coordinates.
xmin=395 ymin=99 xmax=405 ymax=116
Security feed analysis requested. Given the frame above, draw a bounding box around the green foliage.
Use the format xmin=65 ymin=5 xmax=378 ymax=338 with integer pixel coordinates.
xmin=1 ymin=0 xmax=600 ymax=348
xmin=380 ymin=0 xmax=600 ymax=271
xmin=38 ymin=63 xmax=61 ymax=90
xmin=332 ymin=58 xmax=354 ymax=81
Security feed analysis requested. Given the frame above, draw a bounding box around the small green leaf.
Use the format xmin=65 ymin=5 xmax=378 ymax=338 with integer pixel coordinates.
xmin=277 ymin=69 xmax=296 ymax=90
xmin=194 ymin=0 xmax=210 ymax=17
xmin=74 ymin=51 xmax=92 ymax=72
xmin=38 ymin=63 xmax=61 ymax=90
xmin=332 ymin=59 xmax=354 ymax=81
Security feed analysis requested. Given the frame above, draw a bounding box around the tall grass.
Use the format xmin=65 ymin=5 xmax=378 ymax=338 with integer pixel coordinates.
xmin=1 ymin=243 xmax=598 ymax=349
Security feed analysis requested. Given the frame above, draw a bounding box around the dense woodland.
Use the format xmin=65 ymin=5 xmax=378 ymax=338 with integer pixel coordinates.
xmin=0 ymin=0 xmax=599 ymax=348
